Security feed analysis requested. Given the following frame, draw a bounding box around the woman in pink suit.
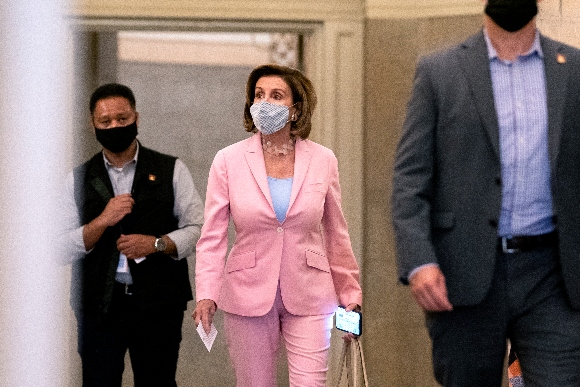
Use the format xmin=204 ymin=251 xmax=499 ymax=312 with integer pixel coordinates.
xmin=193 ymin=64 xmax=362 ymax=387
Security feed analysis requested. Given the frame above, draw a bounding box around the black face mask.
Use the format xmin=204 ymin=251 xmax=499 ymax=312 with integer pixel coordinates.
xmin=95 ymin=121 xmax=138 ymax=153
xmin=485 ymin=0 xmax=538 ymax=32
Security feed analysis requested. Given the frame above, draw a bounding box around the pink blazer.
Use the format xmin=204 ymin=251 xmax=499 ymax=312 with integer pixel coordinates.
xmin=195 ymin=133 xmax=362 ymax=317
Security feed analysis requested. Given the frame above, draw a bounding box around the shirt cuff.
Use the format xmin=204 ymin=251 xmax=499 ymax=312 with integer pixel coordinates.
xmin=408 ymin=263 xmax=440 ymax=282
xmin=166 ymin=224 xmax=201 ymax=260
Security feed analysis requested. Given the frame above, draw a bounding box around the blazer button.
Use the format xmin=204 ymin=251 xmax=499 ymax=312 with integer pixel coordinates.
xmin=277 ymin=227 xmax=283 ymax=233
xmin=489 ymin=219 xmax=498 ymax=228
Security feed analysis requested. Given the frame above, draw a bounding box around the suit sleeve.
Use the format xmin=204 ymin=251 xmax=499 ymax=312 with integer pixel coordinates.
xmin=322 ymin=153 xmax=363 ymax=307
xmin=195 ymin=150 xmax=229 ymax=305
xmin=391 ymin=57 xmax=439 ymax=284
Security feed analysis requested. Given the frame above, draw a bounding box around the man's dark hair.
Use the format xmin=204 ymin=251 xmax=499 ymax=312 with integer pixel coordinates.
xmin=89 ymin=83 xmax=136 ymax=114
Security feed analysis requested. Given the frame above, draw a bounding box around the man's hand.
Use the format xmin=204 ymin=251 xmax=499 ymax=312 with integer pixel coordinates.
xmin=100 ymin=193 xmax=134 ymax=227
xmin=193 ymin=299 xmax=217 ymax=335
xmin=83 ymin=193 xmax=135 ymax=251
xmin=409 ymin=266 xmax=453 ymax=312
xmin=117 ymin=234 xmax=156 ymax=259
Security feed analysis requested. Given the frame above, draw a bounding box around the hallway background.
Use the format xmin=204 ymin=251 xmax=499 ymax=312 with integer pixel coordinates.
xmin=8 ymin=0 xmax=573 ymax=385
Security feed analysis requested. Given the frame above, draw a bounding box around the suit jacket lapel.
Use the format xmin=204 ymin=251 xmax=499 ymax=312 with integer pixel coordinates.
xmin=245 ymin=133 xmax=274 ymax=209
xmin=288 ymin=138 xmax=312 ymax=212
xmin=458 ymin=31 xmax=501 ymax=159
xmin=541 ymin=35 xmax=568 ymax=176
xmin=243 ymin=134 xmax=313 ymax=218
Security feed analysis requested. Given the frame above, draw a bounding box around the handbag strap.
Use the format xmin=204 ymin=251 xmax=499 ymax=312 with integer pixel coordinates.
xmin=336 ymin=340 xmax=351 ymax=386
xmin=353 ymin=338 xmax=369 ymax=386
xmin=335 ymin=338 xmax=369 ymax=387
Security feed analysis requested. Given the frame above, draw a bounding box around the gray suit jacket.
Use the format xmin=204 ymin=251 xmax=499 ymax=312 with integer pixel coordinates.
xmin=392 ymin=30 xmax=580 ymax=308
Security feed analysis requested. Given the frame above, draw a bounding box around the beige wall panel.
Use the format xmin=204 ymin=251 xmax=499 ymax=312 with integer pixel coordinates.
xmin=537 ymin=0 xmax=580 ymax=48
xmin=314 ymin=20 xmax=364 ymax=261
xmin=72 ymin=0 xmax=364 ymax=21
xmin=539 ymin=0 xmax=561 ymax=16
xmin=366 ymin=0 xmax=482 ymax=19
xmin=563 ymin=0 xmax=580 ymax=18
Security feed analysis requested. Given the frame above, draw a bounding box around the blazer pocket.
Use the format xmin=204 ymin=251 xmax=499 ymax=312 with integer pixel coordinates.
xmin=432 ymin=212 xmax=455 ymax=229
xmin=305 ymin=250 xmax=331 ymax=273
xmin=304 ymin=182 xmax=327 ymax=193
xmin=225 ymin=251 xmax=256 ymax=273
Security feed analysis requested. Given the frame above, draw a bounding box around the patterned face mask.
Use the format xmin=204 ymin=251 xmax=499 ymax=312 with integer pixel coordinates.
xmin=250 ymin=101 xmax=294 ymax=135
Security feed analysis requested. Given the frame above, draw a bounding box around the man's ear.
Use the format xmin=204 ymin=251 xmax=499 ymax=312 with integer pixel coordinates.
xmin=135 ymin=111 xmax=140 ymax=126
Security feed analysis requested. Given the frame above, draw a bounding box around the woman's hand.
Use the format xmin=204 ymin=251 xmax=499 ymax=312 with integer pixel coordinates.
xmin=342 ymin=303 xmax=361 ymax=342
xmin=192 ymin=299 xmax=217 ymax=335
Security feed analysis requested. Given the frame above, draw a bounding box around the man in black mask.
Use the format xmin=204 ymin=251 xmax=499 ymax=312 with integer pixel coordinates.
xmin=63 ymin=83 xmax=203 ymax=386
xmin=392 ymin=1 xmax=580 ymax=385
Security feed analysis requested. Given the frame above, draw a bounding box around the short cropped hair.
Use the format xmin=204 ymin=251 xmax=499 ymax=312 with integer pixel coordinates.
xmin=243 ymin=64 xmax=317 ymax=139
xmin=89 ymin=83 xmax=136 ymax=114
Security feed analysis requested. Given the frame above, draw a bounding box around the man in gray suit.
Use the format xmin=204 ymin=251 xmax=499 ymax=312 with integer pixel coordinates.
xmin=392 ymin=0 xmax=580 ymax=385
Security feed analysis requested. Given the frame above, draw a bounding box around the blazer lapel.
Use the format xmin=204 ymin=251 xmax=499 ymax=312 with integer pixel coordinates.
xmin=458 ymin=31 xmax=501 ymax=159
xmin=287 ymin=138 xmax=312 ymax=213
xmin=244 ymin=133 xmax=274 ymax=209
xmin=541 ymin=35 xmax=568 ymax=176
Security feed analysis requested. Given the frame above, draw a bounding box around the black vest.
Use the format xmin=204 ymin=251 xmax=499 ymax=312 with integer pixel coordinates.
xmin=71 ymin=146 xmax=193 ymax=314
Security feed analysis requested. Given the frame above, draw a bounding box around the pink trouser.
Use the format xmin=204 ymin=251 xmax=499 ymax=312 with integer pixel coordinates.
xmin=224 ymin=286 xmax=334 ymax=387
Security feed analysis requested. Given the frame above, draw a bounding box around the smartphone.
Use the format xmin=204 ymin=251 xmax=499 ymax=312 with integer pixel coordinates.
xmin=335 ymin=306 xmax=362 ymax=336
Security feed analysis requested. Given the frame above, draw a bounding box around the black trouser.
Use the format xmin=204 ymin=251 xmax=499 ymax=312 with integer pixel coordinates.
xmin=77 ymin=283 xmax=185 ymax=387
xmin=426 ymin=245 xmax=580 ymax=387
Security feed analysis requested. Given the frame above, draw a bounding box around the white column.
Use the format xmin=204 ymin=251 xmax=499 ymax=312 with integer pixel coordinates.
xmin=0 ymin=0 xmax=71 ymax=385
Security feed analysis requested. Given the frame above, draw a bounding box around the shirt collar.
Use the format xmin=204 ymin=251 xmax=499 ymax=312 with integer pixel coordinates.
xmin=483 ymin=28 xmax=543 ymax=61
xmin=103 ymin=141 xmax=139 ymax=169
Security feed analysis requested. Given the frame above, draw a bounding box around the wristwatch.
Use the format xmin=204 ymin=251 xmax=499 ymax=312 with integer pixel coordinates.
xmin=154 ymin=237 xmax=167 ymax=253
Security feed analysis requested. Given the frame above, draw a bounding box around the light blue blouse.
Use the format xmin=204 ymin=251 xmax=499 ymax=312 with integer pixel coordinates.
xmin=267 ymin=176 xmax=293 ymax=223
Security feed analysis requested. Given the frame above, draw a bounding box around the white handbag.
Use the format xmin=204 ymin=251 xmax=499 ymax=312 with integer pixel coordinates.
xmin=335 ymin=337 xmax=369 ymax=387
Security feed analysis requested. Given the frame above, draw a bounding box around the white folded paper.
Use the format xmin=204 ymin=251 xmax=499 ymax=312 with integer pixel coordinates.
xmin=117 ymin=253 xmax=129 ymax=272
xmin=117 ymin=253 xmax=146 ymax=272
xmin=196 ymin=322 xmax=218 ymax=352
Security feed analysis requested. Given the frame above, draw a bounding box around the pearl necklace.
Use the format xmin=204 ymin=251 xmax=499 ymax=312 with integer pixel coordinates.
xmin=261 ymin=136 xmax=295 ymax=156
